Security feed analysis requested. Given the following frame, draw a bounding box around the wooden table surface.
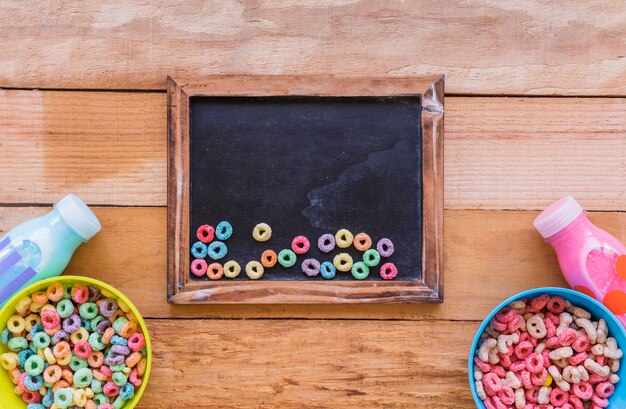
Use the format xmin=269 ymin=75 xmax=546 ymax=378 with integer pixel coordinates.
xmin=1 ymin=2 xmax=625 ymax=407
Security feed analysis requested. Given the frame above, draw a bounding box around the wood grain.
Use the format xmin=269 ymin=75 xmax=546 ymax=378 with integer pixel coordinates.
xmin=2 ymin=206 xmax=602 ymax=320
xmin=167 ymin=75 xmax=444 ymax=304
xmin=139 ymin=319 xmax=475 ymax=408
xmin=0 ymin=90 xmax=166 ymax=206
xmin=1 ymin=1 xmax=626 ymax=95
xmin=2 ymin=91 xmax=625 ymax=211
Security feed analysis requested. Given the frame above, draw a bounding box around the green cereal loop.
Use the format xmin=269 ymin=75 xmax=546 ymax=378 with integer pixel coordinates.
xmin=141 ymin=347 xmax=147 ymax=356
xmin=29 ymin=343 xmax=37 ymax=353
xmin=74 ymin=367 xmax=94 ymax=388
xmin=32 ymin=332 xmax=51 ymax=349
xmin=69 ymin=356 xmax=88 ymax=371
xmin=113 ymin=396 xmax=128 ymax=409
xmin=62 ymin=284 xmax=73 ymax=299
xmin=56 ymin=299 xmax=74 ymax=318
xmin=363 ymin=249 xmax=381 ymax=267
xmin=91 ymin=379 xmax=104 ymax=393
xmin=25 ymin=355 xmax=45 ymax=376
xmin=88 ymin=332 xmax=105 ymax=351
xmin=54 ymin=387 xmax=75 ymax=408
xmin=278 ymin=249 xmax=297 ymax=268
xmin=90 ymin=315 xmax=105 ymax=330
xmin=7 ymin=337 xmax=27 ymax=351
xmin=112 ymin=371 xmax=128 ymax=387
xmin=94 ymin=393 xmax=110 ymax=406
xmin=112 ymin=317 xmax=129 ymax=334
xmin=109 ymin=363 xmax=126 ymax=372
xmin=79 ymin=302 xmax=99 ymax=320
xmin=351 ymin=261 xmax=370 ymax=280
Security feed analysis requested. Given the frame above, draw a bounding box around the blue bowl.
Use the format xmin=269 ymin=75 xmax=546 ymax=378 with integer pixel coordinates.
xmin=469 ymin=287 xmax=626 ymax=407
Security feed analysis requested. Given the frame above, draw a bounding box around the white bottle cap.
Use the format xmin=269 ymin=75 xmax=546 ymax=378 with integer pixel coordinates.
xmin=55 ymin=194 xmax=101 ymax=241
xmin=533 ymin=196 xmax=584 ymax=239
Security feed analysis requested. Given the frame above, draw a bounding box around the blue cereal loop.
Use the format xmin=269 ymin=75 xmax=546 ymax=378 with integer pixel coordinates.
xmin=43 ymin=388 xmax=54 ymax=406
xmin=215 ymin=221 xmax=233 ymax=240
xmin=120 ymin=382 xmax=135 ymax=399
xmin=18 ymin=349 xmax=34 ymax=365
xmin=0 ymin=328 xmax=12 ymax=344
xmin=208 ymin=241 xmax=228 ymax=260
xmin=190 ymin=241 xmax=208 ymax=258
xmin=24 ymin=374 xmax=43 ymax=391
xmin=29 ymin=323 xmax=44 ymax=339
xmin=320 ymin=262 xmax=336 ymax=280
xmin=27 ymin=404 xmax=45 ymax=409
xmin=111 ymin=335 xmax=128 ymax=346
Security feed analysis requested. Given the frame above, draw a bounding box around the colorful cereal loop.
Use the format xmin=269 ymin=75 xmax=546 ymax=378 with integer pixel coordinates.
xmin=261 ymin=250 xmax=277 ymax=268
xmin=320 ymin=262 xmax=336 ymax=280
xmin=379 ymin=262 xmax=398 ymax=280
xmin=190 ymin=259 xmax=208 ymax=277
xmin=333 ymin=253 xmax=353 ymax=272
xmin=291 ymin=236 xmax=310 ymax=254
xmin=207 ymin=263 xmax=224 ymax=280
xmin=196 ymin=224 xmax=215 ymax=243
xmin=223 ymin=260 xmax=241 ymax=279
xmin=351 ymin=261 xmax=370 ymax=280
xmin=353 ymin=233 xmax=372 ymax=251
xmin=252 ymin=223 xmax=272 ymax=242
xmin=335 ymin=229 xmax=354 ymax=249
xmin=190 ymin=241 xmax=208 ymax=259
xmin=317 ymin=234 xmax=335 ymax=253
xmin=215 ymin=221 xmax=233 ymax=241
xmin=208 ymin=241 xmax=228 ymax=260
xmin=376 ymin=238 xmax=395 ymax=257
xmin=245 ymin=261 xmax=265 ymax=280
xmin=301 ymin=258 xmax=320 ymax=277
xmin=363 ymin=249 xmax=381 ymax=267
xmin=278 ymin=249 xmax=297 ymax=268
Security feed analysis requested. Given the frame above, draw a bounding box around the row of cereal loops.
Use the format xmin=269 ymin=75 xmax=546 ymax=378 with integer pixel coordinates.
xmin=473 ymin=294 xmax=622 ymax=408
xmin=0 ymin=282 xmax=147 ymax=409
xmin=190 ymin=221 xmax=398 ymax=280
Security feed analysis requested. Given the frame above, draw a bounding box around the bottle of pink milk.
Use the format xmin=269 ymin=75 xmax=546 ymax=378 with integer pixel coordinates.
xmin=534 ymin=196 xmax=626 ymax=326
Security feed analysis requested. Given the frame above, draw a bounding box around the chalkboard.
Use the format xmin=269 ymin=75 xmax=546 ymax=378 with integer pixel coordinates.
xmin=167 ymin=75 xmax=444 ymax=304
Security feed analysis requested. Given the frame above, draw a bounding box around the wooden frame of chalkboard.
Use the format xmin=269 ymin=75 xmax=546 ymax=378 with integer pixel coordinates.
xmin=167 ymin=75 xmax=444 ymax=304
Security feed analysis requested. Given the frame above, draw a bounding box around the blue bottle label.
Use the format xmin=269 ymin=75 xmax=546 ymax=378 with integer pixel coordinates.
xmin=0 ymin=236 xmax=41 ymax=305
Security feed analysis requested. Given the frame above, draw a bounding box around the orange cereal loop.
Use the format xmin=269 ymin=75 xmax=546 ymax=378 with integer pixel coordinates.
xmin=46 ymin=282 xmax=65 ymax=302
xmin=207 ymin=263 xmax=224 ymax=280
xmin=603 ymin=290 xmax=626 ymax=315
xmin=102 ymin=327 xmax=115 ymax=344
xmin=617 ymin=255 xmax=626 ymax=280
xmin=353 ymin=233 xmax=372 ymax=251
xmin=119 ymin=321 xmax=138 ymax=338
xmin=52 ymin=380 xmax=70 ymax=393
xmin=136 ymin=357 xmax=147 ymax=377
xmin=125 ymin=351 xmax=142 ymax=368
xmin=574 ymin=285 xmax=596 ymax=300
xmin=31 ymin=291 xmax=48 ymax=305
xmin=261 ymin=250 xmax=277 ymax=268
xmin=62 ymin=369 xmax=74 ymax=384
xmin=126 ymin=311 xmax=139 ymax=323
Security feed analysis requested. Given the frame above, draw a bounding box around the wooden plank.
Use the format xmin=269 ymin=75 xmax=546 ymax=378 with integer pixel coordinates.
xmin=1 ymin=1 xmax=625 ymax=95
xmin=0 ymin=90 xmax=166 ymax=206
xmin=2 ymin=91 xmax=626 ymax=210
xmin=139 ymin=319 xmax=475 ymax=408
xmin=7 ymin=206 xmax=615 ymax=320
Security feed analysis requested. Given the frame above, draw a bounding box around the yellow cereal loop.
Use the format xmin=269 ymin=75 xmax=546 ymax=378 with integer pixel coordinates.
xmin=252 ymin=223 xmax=272 ymax=242
xmin=245 ymin=261 xmax=265 ymax=280
xmin=24 ymin=313 xmax=41 ymax=331
xmin=71 ymin=327 xmax=89 ymax=344
xmin=15 ymin=296 xmax=32 ymax=315
xmin=7 ymin=315 xmax=25 ymax=334
xmin=44 ymin=347 xmax=56 ymax=365
xmin=100 ymin=288 xmax=116 ymax=299
xmin=335 ymin=229 xmax=354 ymax=249
xmin=85 ymin=387 xmax=94 ymax=398
xmin=57 ymin=354 xmax=72 ymax=366
xmin=117 ymin=299 xmax=131 ymax=313
xmin=40 ymin=304 xmax=56 ymax=314
xmin=30 ymin=302 xmax=45 ymax=313
xmin=223 ymin=260 xmax=241 ymax=279
xmin=0 ymin=352 xmax=19 ymax=370
xmin=74 ymin=388 xmax=88 ymax=407
xmin=333 ymin=253 xmax=353 ymax=272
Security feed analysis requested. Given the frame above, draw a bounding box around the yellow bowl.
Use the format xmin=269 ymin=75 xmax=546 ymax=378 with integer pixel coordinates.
xmin=0 ymin=276 xmax=151 ymax=409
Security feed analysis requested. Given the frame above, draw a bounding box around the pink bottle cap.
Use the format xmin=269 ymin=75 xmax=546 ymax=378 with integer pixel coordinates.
xmin=533 ymin=196 xmax=584 ymax=238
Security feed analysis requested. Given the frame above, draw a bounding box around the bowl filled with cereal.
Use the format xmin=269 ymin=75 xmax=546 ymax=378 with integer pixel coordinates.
xmin=469 ymin=287 xmax=626 ymax=408
xmin=0 ymin=276 xmax=151 ymax=409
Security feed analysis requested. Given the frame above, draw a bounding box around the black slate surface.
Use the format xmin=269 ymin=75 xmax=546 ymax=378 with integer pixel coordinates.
xmin=189 ymin=96 xmax=422 ymax=281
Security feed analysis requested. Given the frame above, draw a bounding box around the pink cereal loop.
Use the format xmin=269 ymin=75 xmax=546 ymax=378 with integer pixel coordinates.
xmin=128 ymin=332 xmax=146 ymax=352
xmin=497 ymin=386 xmax=515 ymax=405
xmin=515 ymin=341 xmax=533 ymax=360
xmin=558 ymin=328 xmax=577 ymax=346
xmin=129 ymin=368 xmax=143 ymax=387
xmin=525 ymin=352 xmax=544 ymax=373
xmin=595 ymin=381 xmax=615 ymax=399
xmin=507 ymin=315 xmax=523 ymax=332
xmin=546 ymin=296 xmax=566 ymax=314
xmin=190 ymin=259 xmax=208 ymax=277
xmin=525 ymin=386 xmax=539 ymax=403
xmin=495 ymin=307 xmax=516 ymax=323
xmin=103 ymin=381 xmax=120 ymax=397
xmin=568 ymin=351 xmax=587 ymax=366
xmin=41 ymin=309 xmax=60 ymax=329
xmin=482 ymin=372 xmax=502 ymax=396
xmin=549 ymin=387 xmax=569 ymax=406
xmin=544 ymin=317 xmax=557 ymax=338
xmin=572 ymin=381 xmax=593 ymax=400
xmin=572 ymin=333 xmax=590 ymax=352
xmin=530 ymin=368 xmax=548 ymax=386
